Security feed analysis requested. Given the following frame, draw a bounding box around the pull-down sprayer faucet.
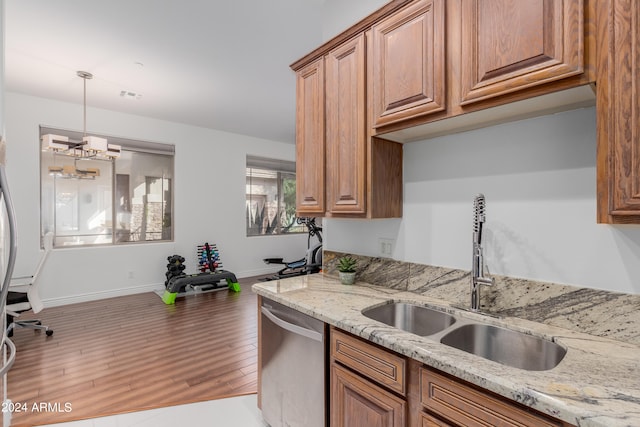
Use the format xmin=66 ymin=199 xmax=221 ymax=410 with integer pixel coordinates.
xmin=471 ymin=194 xmax=493 ymax=312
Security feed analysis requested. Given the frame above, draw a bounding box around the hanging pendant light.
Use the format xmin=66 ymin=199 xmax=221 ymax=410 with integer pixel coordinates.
xmin=41 ymin=71 xmax=120 ymax=159
xmin=77 ymin=71 xmax=107 ymax=154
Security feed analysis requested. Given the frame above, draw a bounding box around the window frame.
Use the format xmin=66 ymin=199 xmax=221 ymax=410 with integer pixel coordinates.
xmin=39 ymin=125 xmax=175 ymax=248
xmin=246 ymin=155 xmax=302 ymax=237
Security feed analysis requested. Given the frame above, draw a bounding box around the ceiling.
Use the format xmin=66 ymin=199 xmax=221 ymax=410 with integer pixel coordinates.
xmin=4 ymin=0 xmax=327 ymax=144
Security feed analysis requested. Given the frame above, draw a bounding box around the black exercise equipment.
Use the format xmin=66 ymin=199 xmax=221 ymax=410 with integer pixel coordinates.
xmin=261 ymin=217 xmax=322 ymax=281
xmin=162 ymin=243 xmax=240 ymax=304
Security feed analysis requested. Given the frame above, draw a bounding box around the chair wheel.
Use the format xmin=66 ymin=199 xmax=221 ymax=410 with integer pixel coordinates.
xmin=46 ymin=330 xmax=53 ymax=336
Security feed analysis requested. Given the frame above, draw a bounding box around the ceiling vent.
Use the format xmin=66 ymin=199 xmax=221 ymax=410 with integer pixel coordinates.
xmin=120 ymin=90 xmax=142 ymax=100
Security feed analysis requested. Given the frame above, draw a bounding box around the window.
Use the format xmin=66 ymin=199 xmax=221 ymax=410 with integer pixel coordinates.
xmin=246 ymin=156 xmax=302 ymax=236
xmin=40 ymin=126 xmax=174 ymax=247
xmin=114 ymin=151 xmax=173 ymax=243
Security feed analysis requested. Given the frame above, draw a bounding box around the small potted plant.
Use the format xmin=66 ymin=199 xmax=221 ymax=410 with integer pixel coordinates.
xmin=337 ymin=255 xmax=357 ymax=285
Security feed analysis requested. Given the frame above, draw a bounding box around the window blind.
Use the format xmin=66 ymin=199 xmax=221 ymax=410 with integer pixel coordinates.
xmin=246 ymin=155 xmax=295 ymax=173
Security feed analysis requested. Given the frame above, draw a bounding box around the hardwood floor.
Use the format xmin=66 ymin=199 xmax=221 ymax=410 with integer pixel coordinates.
xmin=7 ymin=277 xmax=263 ymax=427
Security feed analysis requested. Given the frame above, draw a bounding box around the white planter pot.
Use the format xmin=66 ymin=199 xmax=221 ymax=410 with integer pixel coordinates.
xmin=339 ymin=271 xmax=356 ymax=285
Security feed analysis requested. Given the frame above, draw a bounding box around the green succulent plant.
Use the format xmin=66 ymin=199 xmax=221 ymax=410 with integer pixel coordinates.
xmin=337 ymin=256 xmax=357 ymax=273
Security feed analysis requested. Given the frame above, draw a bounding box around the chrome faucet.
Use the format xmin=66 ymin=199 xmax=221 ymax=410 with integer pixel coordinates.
xmin=471 ymin=194 xmax=493 ymax=312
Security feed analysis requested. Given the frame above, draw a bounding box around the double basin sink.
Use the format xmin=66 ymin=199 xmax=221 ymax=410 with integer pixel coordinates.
xmin=362 ymin=302 xmax=566 ymax=371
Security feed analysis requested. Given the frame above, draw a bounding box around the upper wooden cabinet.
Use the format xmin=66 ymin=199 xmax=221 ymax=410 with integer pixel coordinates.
xmin=326 ymin=34 xmax=367 ymax=214
xmin=597 ymin=0 xmax=640 ymax=223
xmin=293 ymin=30 xmax=403 ymax=218
xmin=372 ymin=0 xmax=595 ymax=138
xmin=370 ymin=0 xmax=446 ymax=127
xmin=459 ymin=0 xmax=584 ymax=105
xmin=292 ymin=0 xmax=596 ymax=219
xmin=295 ymin=59 xmax=326 ymax=216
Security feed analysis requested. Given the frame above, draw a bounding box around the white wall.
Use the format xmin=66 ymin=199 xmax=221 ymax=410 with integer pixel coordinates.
xmin=322 ymin=0 xmax=388 ymax=41
xmin=0 ymin=0 xmax=4 ymax=136
xmin=5 ymin=92 xmax=307 ymax=305
xmin=326 ymin=107 xmax=640 ymax=295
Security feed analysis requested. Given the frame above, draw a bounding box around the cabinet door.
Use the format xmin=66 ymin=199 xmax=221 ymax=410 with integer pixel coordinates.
xmin=371 ymin=0 xmax=446 ymax=128
xmin=295 ymin=58 xmax=325 ymax=215
xmin=326 ymin=34 xmax=367 ymax=214
xmin=331 ymin=363 xmax=406 ymax=427
xmin=597 ymin=0 xmax=640 ymax=223
xmin=460 ymin=0 xmax=584 ymax=105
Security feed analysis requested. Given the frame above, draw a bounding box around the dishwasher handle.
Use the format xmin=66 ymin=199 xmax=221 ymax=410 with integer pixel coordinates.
xmin=261 ymin=306 xmax=323 ymax=342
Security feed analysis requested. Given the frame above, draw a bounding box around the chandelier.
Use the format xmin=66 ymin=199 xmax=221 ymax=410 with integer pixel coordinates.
xmin=41 ymin=71 xmax=121 ymax=160
xmin=47 ymin=164 xmax=100 ymax=180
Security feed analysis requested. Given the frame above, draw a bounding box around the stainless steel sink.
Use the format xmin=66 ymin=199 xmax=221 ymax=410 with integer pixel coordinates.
xmin=362 ymin=302 xmax=456 ymax=336
xmin=440 ymin=323 xmax=566 ymax=371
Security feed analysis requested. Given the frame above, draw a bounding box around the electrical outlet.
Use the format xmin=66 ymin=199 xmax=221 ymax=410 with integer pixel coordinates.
xmin=128 ymin=271 xmax=134 ymax=279
xmin=378 ymin=238 xmax=394 ymax=257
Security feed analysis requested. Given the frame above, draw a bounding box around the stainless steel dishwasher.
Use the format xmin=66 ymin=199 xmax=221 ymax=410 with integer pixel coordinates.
xmin=260 ymin=298 xmax=326 ymax=427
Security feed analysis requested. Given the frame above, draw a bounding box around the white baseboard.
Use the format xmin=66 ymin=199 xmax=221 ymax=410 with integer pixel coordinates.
xmin=42 ymin=283 xmax=165 ymax=308
xmin=41 ymin=267 xmax=283 ymax=308
xmin=235 ymin=266 xmax=282 ymax=278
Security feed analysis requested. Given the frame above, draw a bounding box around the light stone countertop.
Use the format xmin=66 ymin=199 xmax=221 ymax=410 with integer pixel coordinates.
xmin=252 ymin=274 xmax=640 ymax=427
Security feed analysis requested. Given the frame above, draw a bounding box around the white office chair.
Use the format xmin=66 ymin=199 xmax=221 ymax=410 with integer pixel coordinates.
xmin=6 ymin=232 xmax=54 ymax=337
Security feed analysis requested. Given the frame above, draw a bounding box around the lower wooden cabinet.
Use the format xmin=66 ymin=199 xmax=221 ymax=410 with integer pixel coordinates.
xmin=420 ymin=367 xmax=567 ymax=427
xmin=330 ymin=327 xmax=408 ymax=427
xmin=420 ymin=412 xmax=453 ymax=427
xmin=331 ymin=363 xmax=407 ymax=427
xmin=331 ymin=327 xmax=406 ymax=395
xmin=330 ymin=327 xmax=576 ymax=427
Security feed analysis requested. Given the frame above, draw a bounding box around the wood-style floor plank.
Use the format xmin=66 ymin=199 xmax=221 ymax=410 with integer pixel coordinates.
xmin=7 ymin=277 xmax=262 ymax=426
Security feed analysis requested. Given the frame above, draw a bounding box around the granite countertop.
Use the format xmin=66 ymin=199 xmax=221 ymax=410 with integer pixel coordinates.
xmin=252 ymin=274 xmax=640 ymax=427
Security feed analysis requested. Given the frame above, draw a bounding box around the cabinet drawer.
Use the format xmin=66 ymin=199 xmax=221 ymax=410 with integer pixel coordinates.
xmin=331 ymin=328 xmax=406 ymax=395
xmin=420 ymin=367 xmax=564 ymax=427
xmin=421 ymin=412 xmax=453 ymax=427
